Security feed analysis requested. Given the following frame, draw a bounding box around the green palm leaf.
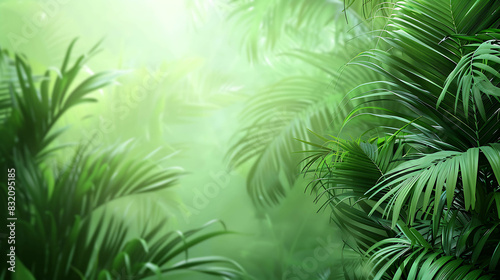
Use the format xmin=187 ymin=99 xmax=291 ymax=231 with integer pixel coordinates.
xmin=439 ymin=40 xmax=500 ymax=120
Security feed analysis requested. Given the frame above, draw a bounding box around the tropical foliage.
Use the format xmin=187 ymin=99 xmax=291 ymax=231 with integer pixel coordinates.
xmin=2 ymin=0 xmax=500 ymax=278
xmin=302 ymin=0 xmax=500 ymax=278
xmin=0 ymin=41 xmax=245 ymax=279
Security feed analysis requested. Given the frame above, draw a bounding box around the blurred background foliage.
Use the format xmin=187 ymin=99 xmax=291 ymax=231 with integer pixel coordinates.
xmin=1 ymin=0 xmax=498 ymax=279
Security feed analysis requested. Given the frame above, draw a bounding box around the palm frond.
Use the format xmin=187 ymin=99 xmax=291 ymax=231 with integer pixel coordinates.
xmin=439 ymin=40 xmax=500 ymax=121
xmin=0 ymin=39 xmax=121 ymax=161
xmin=367 ymin=216 xmax=500 ymax=280
xmin=227 ymin=22 xmax=386 ymax=206
xmin=342 ymin=0 xmax=500 ymax=150
xmin=228 ymin=76 xmax=344 ymax=205
xmin=369 ymin=143 xmax=500 ymax=227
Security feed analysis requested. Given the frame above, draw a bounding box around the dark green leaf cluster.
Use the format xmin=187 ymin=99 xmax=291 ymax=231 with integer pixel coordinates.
xmin=303 ymin=0 xmax=500 ymax=278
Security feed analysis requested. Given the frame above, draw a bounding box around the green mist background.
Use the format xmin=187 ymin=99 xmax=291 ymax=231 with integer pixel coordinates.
xmin=0 ymin=0 xmax=351 ymax=279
